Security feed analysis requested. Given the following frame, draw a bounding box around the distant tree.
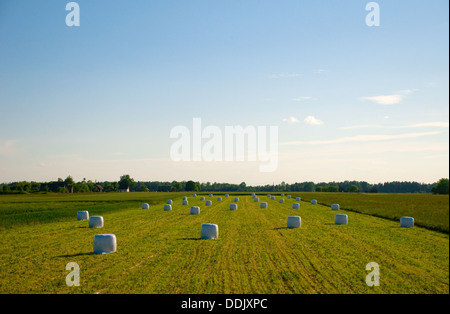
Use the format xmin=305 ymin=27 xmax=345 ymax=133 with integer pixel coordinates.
xmin=102 ymin=181 xmax=112 ymax=192
xmin=304 ymin=182 xmax=315 ymax=192
xmin=139 ymin=184 xmax=149 ymax=192
xmin=432 ymin=178 xmax=449 ymax=195
xmin=74 ymin=182 xmax=90 ymax=193
xmin=3 ymin=184 xmax=11 ymax=193
xmin=238 ymin=182 xmax=246 ymax=191
xmin=64 ymin=176 xmax=75 ymax=193
xmin=185 ymin=180 xmax=198 ymax=192
xmin=347 ymin=185 xmax=359 ymax=193
xmin=119 ymin=174 xmax=135 ymax=190
xmin=57 ymin=186 xmax=68 ymax=193
xmin=369 ymin=186 xmax=378 ymax=193
xmin=171 ymin=181 xmax=182 ymax=192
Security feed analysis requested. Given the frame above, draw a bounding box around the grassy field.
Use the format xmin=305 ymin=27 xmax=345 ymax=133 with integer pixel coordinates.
xmin=0 ymin=192 xmax=448 ymax=294
xmin=290 ymin=192 xmax=449 ymax=233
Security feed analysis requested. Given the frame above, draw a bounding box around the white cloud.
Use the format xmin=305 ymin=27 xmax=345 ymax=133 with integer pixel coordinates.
xmin=361 ymin=89 xmax=413 ymax=105
xmin=281 ymin=131 xmax=442 ymax=146
xmin=409 ymin=122 xmax=449 ymax=128
xmin=304 ymin=116 xmax=324 ymax=125
xmin=361 ymin=94 xmax=405 ymax=105
xmin=292 ymin=96 xmax=313 ymax=102
xmin=282 ymin=116 xmax=300 ymax=123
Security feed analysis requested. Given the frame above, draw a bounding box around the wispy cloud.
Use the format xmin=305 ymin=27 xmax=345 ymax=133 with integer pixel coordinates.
xmin=361 ymin=89 xmax=413 ymax=105
xmin=292 ymin=96 xmax=313 ymax=102
xmin=409 ymin=121 xmax=449 ymax=128
xmin=340 ymin=121 xmax=449 ymax=130
xmin=304 ymin=116 xmax=324 ymax=125
xmin=282 ymin=116 xmax=300 ymax=123
xmin=281 ymin=131 xmax=442 ymax=146
xmin=361 ymin=94 xmax=405 ymax=105
xmin=267 ymin=72 xmax=303 ymax=79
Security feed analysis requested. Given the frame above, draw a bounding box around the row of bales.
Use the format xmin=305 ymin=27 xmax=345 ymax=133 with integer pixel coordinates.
xmin=264 ymin=193 xmax=414 ymax=227
xmin=76 ymin=211 xmax=116 ymax=254
xmin=78 ymin=193 xmax=415 ymax=254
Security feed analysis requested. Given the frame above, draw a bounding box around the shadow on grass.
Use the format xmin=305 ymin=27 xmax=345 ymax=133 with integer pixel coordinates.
xmin=55 ymin=252 xmax=93 ymax=258
xmin=177 ymin=237 xmax=203 ymax=241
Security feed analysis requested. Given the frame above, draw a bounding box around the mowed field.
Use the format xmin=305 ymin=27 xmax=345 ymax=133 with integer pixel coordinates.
xmin=0 ymin=192 xmax=448 ymax=294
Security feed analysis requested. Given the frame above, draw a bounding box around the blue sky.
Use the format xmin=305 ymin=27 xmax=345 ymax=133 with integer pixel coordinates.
xmin=0 ymin=0 xmax=448 ymax=185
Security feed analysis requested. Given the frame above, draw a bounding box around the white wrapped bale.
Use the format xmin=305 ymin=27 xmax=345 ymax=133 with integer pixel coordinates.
xmin=331 ymin=204 xmax=340 ymax=211
xmin=292 ymin=203 xmax=300 ymax=209
xmin=400 ymin=217 xmax=414 ymax=228
xmin=93 ymin=234 xmax=116 ymax=254
xmin=271 ymin=196 xmax=275 ymax=200
xmin=182 ymin=200 xmax=189 ymax=205
xmin=234 ymin=197 xmax=239 ymax=202
xmin=193 ymin=194 xmax=197 ymax=197
xmin=296 ymin=197 xmax=301 ymax=201
xmin=182 ymin=196 xmax=187 ymax=201
xmin=287 ymin=216 xmax=301 ymax=228
xmin=335 ymin=214 xmax=348 ymax=225
xmin=206 ymin=200 xmax=212 ymax=206
xmin=279 ymin=199 xmax=285 ymax=203
xmin=164 ymin=204 xmax=172 ymax=211
xmin=287 ymin=195 xmax=291 ymax=199
xmin=201 ymin=224 xmax=219 ymax=239
xmin=281 ymin=193 xmax=285 ymax=197
xmin=190 ymin=206 xmax=200 ymax=215
xmin=225 ymin=194 xmax=229 ymax=197
xmin=230 ymin=204 xmax=237 ymax=211
xmin=267 ymin=194 xmax=271 ymax=198
xmin=89 ymin=216 xmax=104 ymax=228
xmin=260 ymin=202 xmax=268 ymax=208
xmin=167 ymin=200 xmax=173 ymax=204
xmin=217 ymin=197 xmax=222 ymax=201
xmin=311 ymin=199 xmax=317 ymax=205
xmin=200 ymin=196 xmax=205 ymax=200
xmin=142 ymin=203 xmax=150 ymax=209
xmin=254 ymin=197 xmax=259 ymax=202
xmin=252 ymin=193 xmax=256 ymax=197
xmin=209 ymin=194 xmax=213 ymax=197
xmin=77 ymin=211 xmax=89 ymax=221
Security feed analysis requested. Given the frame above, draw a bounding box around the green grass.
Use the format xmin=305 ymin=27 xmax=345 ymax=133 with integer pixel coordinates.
xmin=0 ymin=193 xmax=448 ymax=294
xmin=0 ymin=192 xmax=183 ymax=230
xmin=294 ymin=192 xmax=449 ymax=233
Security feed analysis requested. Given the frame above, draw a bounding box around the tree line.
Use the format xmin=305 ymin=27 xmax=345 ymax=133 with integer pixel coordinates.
xmin=0 ymin=175 xmax=448 ymax=195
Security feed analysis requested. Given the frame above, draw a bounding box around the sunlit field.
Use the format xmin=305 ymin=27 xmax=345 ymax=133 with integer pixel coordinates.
xmin=0 ymin=192 xmax=448 ymax=294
